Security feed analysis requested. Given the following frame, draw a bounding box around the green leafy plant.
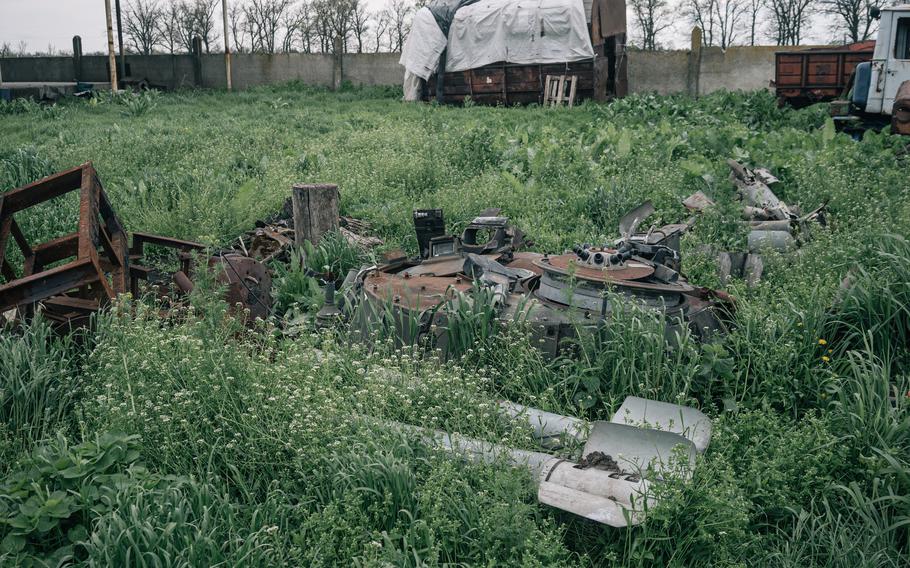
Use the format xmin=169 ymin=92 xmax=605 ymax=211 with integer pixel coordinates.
xmin=0 ymin=433 xmax=141 ymax=563
xmin=0 ymin=318 xmax=79 ymax=463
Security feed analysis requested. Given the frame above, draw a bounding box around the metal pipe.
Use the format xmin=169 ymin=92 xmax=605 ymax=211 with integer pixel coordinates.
xmin=748 ymin=219 xmax=791 ymax=231
xmin=394 ymin=420 xmax=649 ymax=527
xmin=748 ymin=230 xmax=794 ymax=252
xmin=498 ymin=401 xmax=587 ymax=448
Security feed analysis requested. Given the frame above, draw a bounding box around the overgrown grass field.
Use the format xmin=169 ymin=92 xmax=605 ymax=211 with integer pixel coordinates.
xmin=1 ymin=85 xmax=909 ymax=566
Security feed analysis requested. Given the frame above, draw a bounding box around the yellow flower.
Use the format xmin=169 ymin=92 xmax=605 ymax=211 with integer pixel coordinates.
xmin=818 ymin=339 xmax=827 ymax=346
xmin=821 ymin=355 xmax=830 ymax=362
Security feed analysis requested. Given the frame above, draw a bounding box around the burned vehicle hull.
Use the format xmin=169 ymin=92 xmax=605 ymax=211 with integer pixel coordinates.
xmin=344 ymin=207 xmax=732 ymax=359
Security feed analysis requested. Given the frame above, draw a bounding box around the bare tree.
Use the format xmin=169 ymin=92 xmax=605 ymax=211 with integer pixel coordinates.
xmin=821 ymin=0 xmax=886 ymax=42
xmin=311 ymin=0 xmax=332 ymax=53
xmin=383 ymin=0 xmax=413 ymax=52
xmin=299 ymin=1 xmax=317 ymax=53
xmin=312 ymin=0 xmax=356 ymax=53
xmin=124 ymin=0 xmax=163 ymax=55
xmin=746 ymin=0 xmax=762 ymax=45
xmin=766 ymin=0 xmax=817 ymax=45
xmin=229 ymin=1 xmax=249 ymax=53
xmin=281 ymin=3 xmax=306 ymax=52
xmin=192 ymin=0 xmax=221 ymax=53
xmin=158 ymin=1 xmax=183 ymax=53
xmin=371 ymin=9 xmax=390 ymax=52
xmin=246 ymin=0 xmax=294 ymax=53
xmin=686 ymin=0 xmax=748 ymax=48
xmin=297 ymin=0 xmax=316 ymax=53
xmin=688 ymin=0 xmax=718 ymax=45
xmin=175 ymin=2 xmax=199 ymax=52
xmin=168 ymin=0 xmax=221 ymax=53
xmin=350 ymin=0 xmax=370 ymax=53
xmin=629 ymin=0 xmax=673 ymax=50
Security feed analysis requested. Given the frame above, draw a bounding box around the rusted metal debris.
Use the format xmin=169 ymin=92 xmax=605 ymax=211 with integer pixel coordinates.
xmin=728 ymin=159 xmax=827 ymax=246
xmin=342 ymin=205 xmax=733 ymax=359
xmin=232 ymin=198 xmax=382 ymax=264
xmin=683 ymin=160 xmax=828 ymax=287
xmin=0 ymin=164 xmax=271 ymax=328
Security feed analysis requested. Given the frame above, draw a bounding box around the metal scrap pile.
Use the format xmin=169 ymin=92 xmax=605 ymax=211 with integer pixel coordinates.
xmin=341 ymin=205 xmax=733 ymax=359
xmin=0 ymin=163 xmax=272 ymax=328
xmin=232 ymin=198 xmax=381 ymax=264
xmin=1 ymin=165 xmax=723 ymax=530
xmin=0 ymin=164 xmax=391 ymax=330
xmin=685 ymin=160 xmax=827 ymax=286
xmin=405 ymin=395 xmax=713 ymax=527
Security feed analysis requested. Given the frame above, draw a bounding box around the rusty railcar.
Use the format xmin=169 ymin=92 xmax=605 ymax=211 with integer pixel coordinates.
xmin=774 ymin=41 xmax=876 ymax=108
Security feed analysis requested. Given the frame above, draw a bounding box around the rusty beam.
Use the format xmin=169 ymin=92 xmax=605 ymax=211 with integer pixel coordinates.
xmin=0 ymin=214 xmax=12 ymax=281
xmin=130 ymin=232 xmax=206 ymax=255
xmin=98 ymin=227 xmax=122 ymax=268
xmin=0 ymin=165 xmax=85 ymax=216
xmin=23 ymin=256 xmax=36 ymax=278
xmin=33 ymin=233 xmax=80 ymax=266
xmin=8 ymin=219 xmax=32 ymax=257
xmin=1 ymin=260 xmax=15 ymax=282
xmin=88 ymin=248 xmax=117 ymax=302
xmin=98 ymin=187 xmax=126 ymax=235
xmin=0 ymin=258 xmax=100 ymax=312
xmin=78 ymin=165 xmax=100 ymax=259
xmin=129 ymin=264 xmax=154 ymax=297
xmin=99 ymin=184 xmax=130 ymax=294
xmin=43 ymin=295 xmax=101 ymax=312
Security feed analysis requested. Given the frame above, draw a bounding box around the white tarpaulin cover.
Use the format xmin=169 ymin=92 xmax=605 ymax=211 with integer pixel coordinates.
xmin=399 ymin=7 xmax=448 ymax=81
xmin=400 ymin=0 xmax=595 ymax=99
xmin=446 ymin=0 xmax=594 ymax=71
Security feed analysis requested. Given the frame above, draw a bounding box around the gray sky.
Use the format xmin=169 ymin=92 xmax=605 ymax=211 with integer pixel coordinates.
xmin=0 ymin=0 xmax=109 ymax=54
xmin=0 ymin=0 xmax=847 ymax=54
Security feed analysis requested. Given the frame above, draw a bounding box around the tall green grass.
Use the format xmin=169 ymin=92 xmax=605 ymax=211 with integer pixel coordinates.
xmin=0 ymin=320 xmax=79 ymax=468
xmin=1 ymin=86 xmax=909 ymax=566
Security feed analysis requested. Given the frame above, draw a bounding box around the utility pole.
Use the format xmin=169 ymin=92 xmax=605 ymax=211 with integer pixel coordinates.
xmin=115 ymin=0 xmax=126 ymax=81
xmin=104 ymin=0 xmax=119 ymax=92
xmin=223 ymin=0 xmax=232 ymax=90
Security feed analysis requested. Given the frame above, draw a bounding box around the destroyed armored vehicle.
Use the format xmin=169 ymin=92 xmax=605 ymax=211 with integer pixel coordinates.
xmin=342 ymin=205 xmax=733 ymax=358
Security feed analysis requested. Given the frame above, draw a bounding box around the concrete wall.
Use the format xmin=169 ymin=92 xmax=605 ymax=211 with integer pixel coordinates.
xmin=343 ymin=53 xmax=401 ymax=86
xmin=699 ymin=46 xmax=784 ymax=93
xmin=226 ymin=53 xmax=334 ymax=89
xmin=0 ymin=45 xmax=824 ymax=95
xmin=628 ymin=50 xmax=689 ymax=95
xmin=0 ymin=56 xmax=82 ymax=82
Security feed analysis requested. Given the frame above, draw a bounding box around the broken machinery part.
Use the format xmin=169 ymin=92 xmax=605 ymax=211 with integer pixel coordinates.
xmin=0 ymin=164 xmax=272 ymax=329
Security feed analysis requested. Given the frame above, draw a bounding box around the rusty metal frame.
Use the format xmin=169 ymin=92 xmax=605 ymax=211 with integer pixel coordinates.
xmin=0 ymin=163 xmax=130 ymax=320
xmin=1 ymin=164 xmax=273 ymax=328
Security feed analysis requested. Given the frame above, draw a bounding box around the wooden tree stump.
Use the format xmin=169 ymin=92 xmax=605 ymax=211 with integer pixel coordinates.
xmin=292 ymin=183 xmax=339 ymax=248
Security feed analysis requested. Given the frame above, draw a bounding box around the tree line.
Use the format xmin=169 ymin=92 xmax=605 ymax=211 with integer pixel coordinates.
xmin=630 ymin=0 xmax=896 ymax=50
xmin=0 ymin=0 xmax=900 ymax=57
xmin=120 ymin=0 xmax=413 ymax=55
